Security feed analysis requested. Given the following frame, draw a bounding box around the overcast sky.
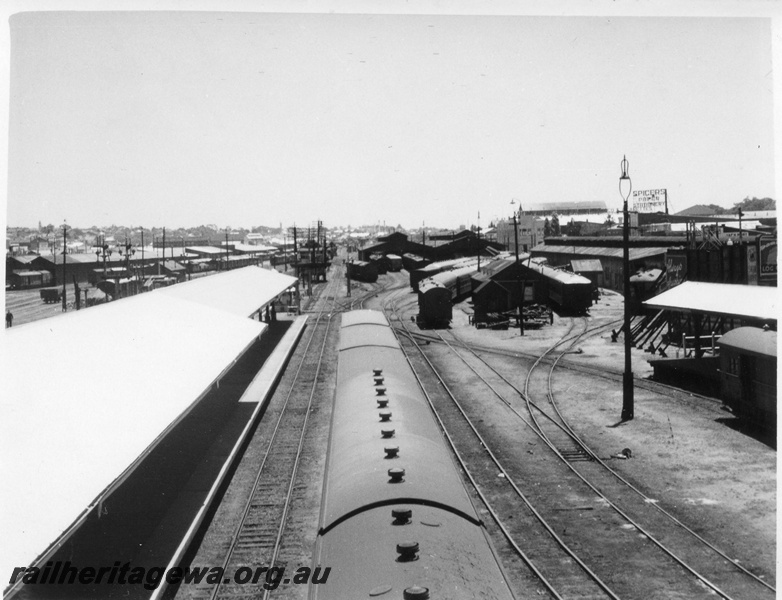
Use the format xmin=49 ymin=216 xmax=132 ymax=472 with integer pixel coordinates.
xmin=2 ymin=1 xmax=779 ymax=231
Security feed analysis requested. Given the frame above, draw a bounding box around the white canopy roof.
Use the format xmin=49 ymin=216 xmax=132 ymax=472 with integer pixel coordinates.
xmin=157 ymin=266 xmax=297 ymax=318
xmin=2 ymin=289 xmax=266 ymax=579
xmin=643 ymin=281 xmax=778 ymax=321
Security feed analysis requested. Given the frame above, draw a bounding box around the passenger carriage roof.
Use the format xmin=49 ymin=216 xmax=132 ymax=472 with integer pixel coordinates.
xmin=341 ymin=309 xmax=389 ymax=328
xmin=339 ymin=324 xmax=400 ymax=351
xmin=718 ymin=327 xmax=777 ymax=358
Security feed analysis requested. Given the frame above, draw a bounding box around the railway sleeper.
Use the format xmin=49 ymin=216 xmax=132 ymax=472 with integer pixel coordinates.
xmin=560 ymin=448 xmax=593 ymax=462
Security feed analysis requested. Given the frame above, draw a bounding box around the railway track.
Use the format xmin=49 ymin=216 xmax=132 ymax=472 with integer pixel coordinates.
xmin=176 ymin=266 xmax=344 ymax=600
xmin=383 ymin=293 xmax=619 ymax=600
xmin=416 ymin=307 xmax=774 ymax=599
xmin=397 ymin=320 xmax=730 ymax=415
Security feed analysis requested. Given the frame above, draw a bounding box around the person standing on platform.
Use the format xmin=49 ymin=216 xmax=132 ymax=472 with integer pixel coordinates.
xmin=6 ymin=310 xmax=13 ymax=328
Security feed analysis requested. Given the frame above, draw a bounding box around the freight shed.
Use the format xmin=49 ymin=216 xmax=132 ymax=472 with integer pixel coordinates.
xmin=2 ymin=266 xmax=298 ymax=596
xmin=571 ymin=259 xmax=604 ymax=289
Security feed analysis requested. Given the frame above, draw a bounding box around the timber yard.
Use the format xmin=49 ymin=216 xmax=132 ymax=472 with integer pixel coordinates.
xmin=4 ymin=214 xmax=777 ymax=600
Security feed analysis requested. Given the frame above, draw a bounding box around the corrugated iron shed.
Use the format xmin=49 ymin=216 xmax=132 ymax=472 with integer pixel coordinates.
xmin=535 ymin=244 xmax=667 ymax=261
xmin=643 ymin=282 xmax=777 ymax=321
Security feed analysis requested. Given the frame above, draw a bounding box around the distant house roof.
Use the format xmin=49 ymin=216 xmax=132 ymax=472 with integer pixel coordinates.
xmin=162 ymin=260 xmax=185 ymax=272
xmin=674 ymin=205 xmax=721 ymax=217
xmin=7 ymin=255 xmax=38 ymax=265
xmin=227 ymin=243 xmax=278 ymax=254
xmin=185 ymin=246 xmax=226 ymax=256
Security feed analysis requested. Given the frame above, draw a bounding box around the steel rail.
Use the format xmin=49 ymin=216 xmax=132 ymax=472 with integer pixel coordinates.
xmin=441 ymin=317 xmax=763 ymax=600
xmin=382 ymin=294 xmax=620 ymax=600
xmin=206 ymin=266 xmax=342 ymax=600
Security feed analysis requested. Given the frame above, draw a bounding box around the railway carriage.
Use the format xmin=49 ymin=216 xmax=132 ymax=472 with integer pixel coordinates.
xmin=717 ymin=326 xmax=777 ymax=434
xmin=409 ymin=257 xmax=478 ymax=291
xmin=417 ymin=279 xmax=453 ymax=327
xmin=311 ymin=310 xmax=515 ymax=599
xmin=416 ymin=264 xmax=480 ymax=326
xmin=524 ymin=263 xmax=593 ymax=314
xmin=10 ymin=270 xmax=53 ymax=290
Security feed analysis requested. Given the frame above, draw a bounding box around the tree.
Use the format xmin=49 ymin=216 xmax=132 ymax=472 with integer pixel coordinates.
xmin=544 ymin=218 xmax=551 ymax=237
xmin=604 ymin=214 xmax=615 ymax=227
xmin=733 ymin=197 xmax=775 ymax=212
xmin=551 ymin=214 xmax=561 ymax=236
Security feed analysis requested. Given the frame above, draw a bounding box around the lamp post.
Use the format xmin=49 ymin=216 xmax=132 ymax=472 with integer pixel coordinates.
xmin=117 ymin=236 xmax=135 ymax=296
xmin=61 ymin=222 xmax=68 ymax=311
xmin=510 ymin=199 xmax=524 ymax=335
xmin=476 ymin=211 xmax=481 ymax=271
xmin=95 ymin=234 xmax=112 ymax=301
xmin=736 ymin=207 xmax=744 ymax=244
xmin=619 ymin=155 xmax=634 ymax=421
xmin=138 ymin=227 xmax=145 ymax=292
xmin=225 ymin=228 xmax=230 ymax=271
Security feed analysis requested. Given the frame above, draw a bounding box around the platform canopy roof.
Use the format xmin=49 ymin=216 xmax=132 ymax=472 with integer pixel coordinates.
xmin=157 ymin=265 xmax=298 ymax=318
xmin=643 ymin=281 xmax=778 ymax=321
xmin=2 ymin=291 xmax=267 ymax=580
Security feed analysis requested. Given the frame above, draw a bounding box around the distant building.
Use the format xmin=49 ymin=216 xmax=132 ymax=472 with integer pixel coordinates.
xmin=494 ymin=216 xmax=545 ymax=253
xmin=522 ymin=201 xmax=607 ymax=216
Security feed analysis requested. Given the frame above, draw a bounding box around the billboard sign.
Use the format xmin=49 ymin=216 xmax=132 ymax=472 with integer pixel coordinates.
xmin=744 ymin=244 xmax=758 ymax=285
xmin=665 ymin=252 xmax=687 ymax=287
xmin=759 ymin=238 xmax=777 ymax=283
xmin=632 ymin=189 xmax=667 ymax=213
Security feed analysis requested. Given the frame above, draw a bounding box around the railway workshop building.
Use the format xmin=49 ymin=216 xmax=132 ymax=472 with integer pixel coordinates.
xmin=3 ymin=266 xmax=301 ymax=599
xmin=359 ymin=230 xmax=503 ymax=264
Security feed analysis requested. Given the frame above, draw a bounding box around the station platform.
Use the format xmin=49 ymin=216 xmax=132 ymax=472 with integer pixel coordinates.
xmin=2 ymin=266 xmax=300 ymax=595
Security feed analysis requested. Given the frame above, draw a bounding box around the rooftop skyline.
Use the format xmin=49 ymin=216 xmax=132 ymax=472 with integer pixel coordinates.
xmin=2 ymin=2 xmax=779 ymax=231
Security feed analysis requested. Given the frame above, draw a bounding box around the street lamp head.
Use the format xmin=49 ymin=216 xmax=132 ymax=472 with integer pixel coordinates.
xmin=619 ymin=155 xmax=632 ymax=203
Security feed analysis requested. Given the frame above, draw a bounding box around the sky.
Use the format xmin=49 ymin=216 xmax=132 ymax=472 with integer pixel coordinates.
xmin=1 ymin=1 xmax=780 ymax=231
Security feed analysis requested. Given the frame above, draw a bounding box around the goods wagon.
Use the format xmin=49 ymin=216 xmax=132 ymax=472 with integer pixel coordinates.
xmin=346 ymin=260 xmax=379 ymax=283
xmin=369 ymin=253 xmax=388 ymax=275
xmin=385 ymin=253 xmax=403 ymax=272
xmin=39 ymin=288 xmax=62 ymax=303
xmin=402 ymin=253 xmax=429 ymax=272
xmin=311 ymin=310 xmax=516 ymax=600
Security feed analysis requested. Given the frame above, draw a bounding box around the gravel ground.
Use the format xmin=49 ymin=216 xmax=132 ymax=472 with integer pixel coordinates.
xmin=446 ymin=288 xmax=776 ymax=585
